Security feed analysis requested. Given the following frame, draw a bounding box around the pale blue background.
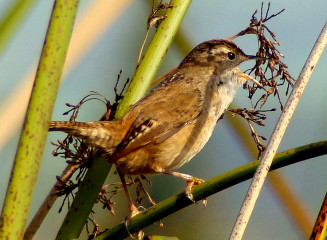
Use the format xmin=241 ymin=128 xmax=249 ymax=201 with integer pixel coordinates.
xmin=0 ymin=1 xmax=326 ymax=239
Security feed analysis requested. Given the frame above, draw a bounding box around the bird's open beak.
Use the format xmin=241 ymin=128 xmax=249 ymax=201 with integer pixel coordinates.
xmin=238 ymin=70 xmax=263 ymax=88
xmin=238 ymin=54 xmax=267 ymax=88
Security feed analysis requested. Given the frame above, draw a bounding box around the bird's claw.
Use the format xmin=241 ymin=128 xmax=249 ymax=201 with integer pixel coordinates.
xmin=185 ymin=178 xmax=205 ymax=201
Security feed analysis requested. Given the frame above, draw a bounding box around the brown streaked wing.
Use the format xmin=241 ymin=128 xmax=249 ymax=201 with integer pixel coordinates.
xmin=117 ymin=89 xmax=202 ymax=154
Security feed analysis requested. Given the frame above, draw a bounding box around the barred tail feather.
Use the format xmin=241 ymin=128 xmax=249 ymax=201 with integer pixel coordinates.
xmin=49 ymin=121 xmax=125 ymax=153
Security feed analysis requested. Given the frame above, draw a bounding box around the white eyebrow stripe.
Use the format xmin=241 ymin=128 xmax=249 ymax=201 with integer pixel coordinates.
xmin=209 ymin=46 xmax=231 ymax=55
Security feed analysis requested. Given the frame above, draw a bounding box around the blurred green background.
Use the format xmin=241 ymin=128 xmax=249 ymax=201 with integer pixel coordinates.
xmin=0 ymin=0 xmax=326 ymax=239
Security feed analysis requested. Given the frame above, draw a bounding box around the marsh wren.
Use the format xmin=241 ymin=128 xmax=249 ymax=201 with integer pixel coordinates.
xmin=50 ymin=39 xmax=262 ymax=214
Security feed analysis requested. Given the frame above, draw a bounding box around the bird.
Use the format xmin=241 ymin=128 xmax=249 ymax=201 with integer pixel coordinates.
xmin=49 ymin=39 xmax=262 ymax=215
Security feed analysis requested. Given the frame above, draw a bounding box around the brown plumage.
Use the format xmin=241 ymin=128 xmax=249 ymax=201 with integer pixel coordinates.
xmin=49 ymin=39 xmax=261 ymax=214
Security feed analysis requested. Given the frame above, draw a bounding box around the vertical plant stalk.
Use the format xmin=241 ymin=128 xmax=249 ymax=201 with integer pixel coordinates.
xmin=229 ymin=20 xmax=327 ymax=240
xmin=55 ymin=0 xmax=192 ymax=239
xmin=3 ymin=2 xmax=135 ymax=239
xmin=55 ymin=157 xmax=111 ymax=240
xmin=115 ymin=0 xmax=192 ymax=119
xmin=0 ymin=1 xmax=80 ymax=239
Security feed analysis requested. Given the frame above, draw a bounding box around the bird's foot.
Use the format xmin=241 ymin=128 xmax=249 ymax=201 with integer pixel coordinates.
xmin=130 ymin=203 xmax=141 ymax=217
xmin=162 ymin=171 xmax=205 ymax=201
xmin=124 ymin=203 xmax=141 ymax=228
xmin=185 ymin=177 xmax=204 ymax=202
xmin=124 ymin=213 xmax=145 ymax=240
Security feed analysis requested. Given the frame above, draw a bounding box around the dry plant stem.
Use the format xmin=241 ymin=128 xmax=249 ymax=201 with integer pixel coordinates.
xmin=229 ymin=21 xmax=327 ymax=240
xmin=309 ymin=193 xmax=327 ymax=240
xmin=23 ymin=164 xmax=79 ymax=240
xmin=138 ymin=30 xmax=150 ymax=65
xmin=228 ymin=111 xmax=313 ymax=237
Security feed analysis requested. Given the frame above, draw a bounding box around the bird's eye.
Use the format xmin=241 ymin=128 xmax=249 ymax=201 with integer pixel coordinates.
xmin=227 ymin=52 xmax=235 ymax=60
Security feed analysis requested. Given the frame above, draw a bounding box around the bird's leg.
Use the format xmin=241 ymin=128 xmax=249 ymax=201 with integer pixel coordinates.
xmin=163 ymin=171 xmax=204 ymax=201
xmin=117 ymin=171 xmax=140 ymax=216
xmin=118 ymin=172 xmax=145 ymax=239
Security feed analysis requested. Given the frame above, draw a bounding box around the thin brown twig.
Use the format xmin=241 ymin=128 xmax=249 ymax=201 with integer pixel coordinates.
xmin=137 ymin=1 xmax=172 ymax=66
xmin=23 ymin=164 xmax=79 ymax=240
xmin=86 ymin=217 xmax=101 ymax=239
